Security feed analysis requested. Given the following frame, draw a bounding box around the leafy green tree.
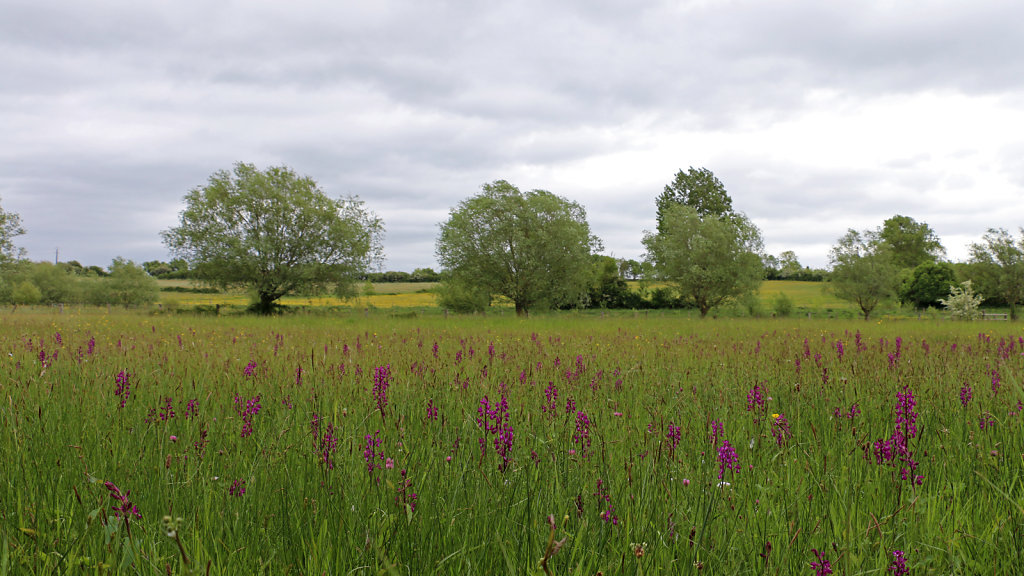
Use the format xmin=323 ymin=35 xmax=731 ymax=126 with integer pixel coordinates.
xmin=772 ymin=292 xmax=794 ymax=317
xmin=436 ymin=180 xmax=601 ymax=316
xmin=29 ymin=261 xmax=81 ymax=304
xmin=0 ymin=197 xmax=26 ymax=267
xmin=586 ymin=255 xmax=642 ymax=309
xmin=656 ymin=167 xmax=734 ymax=233
xmin=940 ymin=280 xmax=984 ymax=320
xmin=435 ymin=273 xmax=491 ymax=313
xmin=876 ymin=214 xmax=946 ymax=269
xmin=899 ymin=261 xmax=957 ymax=309
xmin=617 ymin=258 xmax=644 ymax=281
xmin=107 ymin=258 xmax=160 ymax=307
xmin=410 ymin=268 xmax=441 ymax=282
xmin=643 ymin=204 xmax=764 ymax=317
xmin=776 ymin=251 xmax=802 ymax=278
xmin=828 ymin=229 xmax=900 ymax=320
xmin=162 ymin=162 xmax=383 ymax=314
xmin=967 ymin=228 xmax=1024 ymax=320
xmin=11 ymin=280 xmax=41 ymax=305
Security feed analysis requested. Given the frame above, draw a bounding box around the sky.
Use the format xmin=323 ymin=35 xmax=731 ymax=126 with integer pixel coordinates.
xmin=3 ymin=0 xmax=1024 ymax=272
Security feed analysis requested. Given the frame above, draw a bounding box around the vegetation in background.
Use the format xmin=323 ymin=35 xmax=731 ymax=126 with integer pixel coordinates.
xmin=898 ymin=261 xmax=957 ymax=310
xmin=644 ymin=168 xmax=764 ymax=317
xmin=828 ymin=228 xmax=900 ymax=320
xmin=162 ymin=162 xmax=384 ymax=314
xmin=940 ymin=280 xmax=984 ymax=320
xmin=436 ymin=180 xmax=601 ymax=316
xmin=968 ymin=227 xmax=1024 ymax=320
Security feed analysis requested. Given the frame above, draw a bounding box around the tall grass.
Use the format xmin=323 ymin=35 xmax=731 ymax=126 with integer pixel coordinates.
xmin=1 ymin=310 xmax=1022 ymax=574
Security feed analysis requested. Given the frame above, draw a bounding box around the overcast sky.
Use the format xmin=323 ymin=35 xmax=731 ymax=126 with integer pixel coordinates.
xmin=3 ymin=0 xmax=1024 ymax=272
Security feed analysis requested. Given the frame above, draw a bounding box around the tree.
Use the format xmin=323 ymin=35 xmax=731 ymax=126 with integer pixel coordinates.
xmin=586 ymin=255 xmax=643 ymax=309
xmin=656 ymin=167 xmax=734 ymax=233
xmin=642 ymin=204 xmax=764 ymax=317
xmin=0 ymin=197 xmax=26 ymax=267
xmin=898 ymin=261 xmax=957 ymax=310
xmin=436 ymin=180 xmax=601 ymax=316
xmin=29 ymin=261 xmax=80 ymax=304
xmin=967 ymin=228 xmax=1024 ymax=320
xmin=876 ymin=214 xmax=946 ymax=269
xmin=617 ymin=258 xmax=644 ymax=281
xmin=940 ymin=280 xmax=984 ymax=320
xmin=162 ymin=163 xmax=383 ymax=314
xmin=107 ymin=258 xmax=160 ymax=307
xmin=828 ymin=229 xmax=900 ymax=320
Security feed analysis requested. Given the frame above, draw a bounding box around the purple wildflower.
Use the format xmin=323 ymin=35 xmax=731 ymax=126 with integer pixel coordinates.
xmin=747 ymin=384 xmax=766 ymax=421
xmin=363 ymin=430 xmax=385 ymax=481
xmin=709 ymin=420 xmax=724 ymax=446
xmin=978 ymin=412 xmax=996 ymax=430
xmin=114 ymin=370 xmax=132 ymax=408
xmin=573 ymin=411 xmax=592 ymax=459
xmin=594 ymin=478 xmax=618 ymax=525
xmin=771 ymin=413 xmax=792 ymax=447
xmin=228 ymin=479 xmax=246 ymax=497
xmin=373 ymin=364 xmax=391 ymax=420
xmin=959 ymin=384 xmax=972 ymax=408
xmin=234 ymin=394 xmax=262 ymax=438
xmin=104 ymin=481 xmax=141 ymax=519
xmin=888 ymin=550 xmax=908 ymax=576
xmin=666 ymin=422 xmax=681 ymax=455
xmin=717 ymin=440 xmax=739 ymax=479
xmin=542 ymin=382 xmax=558 ymax=414
xmin=426 ymin=398 xmax=438 ymax=421
xmin=810 ymin=549 xmax=833 ymax=575
xmin=183 ymin=398 xmax=198 ymax=419
xmin=311 ymin=414 xmax=338 ymax=470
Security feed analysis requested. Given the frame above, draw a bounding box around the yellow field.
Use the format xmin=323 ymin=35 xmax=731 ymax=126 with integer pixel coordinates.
xmin=158 ymin=279 xmax=857 ymax=313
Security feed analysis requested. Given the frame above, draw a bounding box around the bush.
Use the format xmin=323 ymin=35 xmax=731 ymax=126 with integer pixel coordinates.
xmin=11 ymin=280 xmax=42 ymax=305
xmin=436 ymin=280 xmax=490 ymax=313
xmin=940 ymin=280 xmax=984 ymax=320
xmin=773 ymin=292 xmax=794 ymax=317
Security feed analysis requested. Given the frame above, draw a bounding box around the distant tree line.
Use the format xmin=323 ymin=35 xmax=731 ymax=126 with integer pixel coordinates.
xmin=3 ymin=161 xmax=1023 ymax=318
xmin=0 ymin=258 xmax=159 ymax=307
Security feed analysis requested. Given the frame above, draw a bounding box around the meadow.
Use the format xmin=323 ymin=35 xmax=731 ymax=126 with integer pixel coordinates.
xmin=1 ymin=309 xmax=1022 ymax=574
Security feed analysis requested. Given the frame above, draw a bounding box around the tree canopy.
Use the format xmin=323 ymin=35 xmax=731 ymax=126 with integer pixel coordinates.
xmin=967 ymin=227 xmax=1024 ymax=320
xmin=655 ymin=167 xmax=734 ymax=233
xmin=898 ymin=261 xmax=957 ymax=310
xmin=435 ymin=180 xmax=601 ymax=315
xmin=876 ymin=214 xmax=946 ymax=269
xmin=0 ymin=197 xmax=25 ymax=268
xmin=828 ymin=229 xmax=900 ymax=320
xmin=162 ymin=162 xmax=383 ymax=313
xmin=643 ymin=204 xmax=764 ymax=317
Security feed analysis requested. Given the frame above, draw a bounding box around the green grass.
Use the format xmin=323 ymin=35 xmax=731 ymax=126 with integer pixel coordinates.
xmin=2 ymin=309 xmax=1023 ymax=574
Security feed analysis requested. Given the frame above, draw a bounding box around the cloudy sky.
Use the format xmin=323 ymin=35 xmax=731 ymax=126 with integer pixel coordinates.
xmin=3 ymin=0 xmax=1024 ymax=272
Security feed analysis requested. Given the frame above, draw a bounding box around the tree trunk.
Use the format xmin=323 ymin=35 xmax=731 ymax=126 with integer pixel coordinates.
xmin=515 ymin=301 xmax=527 ymax=317
xmin=252 ymin=292 xmax=279 ymax=315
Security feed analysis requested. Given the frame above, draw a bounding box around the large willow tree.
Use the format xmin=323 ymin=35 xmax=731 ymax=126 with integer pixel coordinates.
xmin=162 ymin=162 xmax=383 ymax=313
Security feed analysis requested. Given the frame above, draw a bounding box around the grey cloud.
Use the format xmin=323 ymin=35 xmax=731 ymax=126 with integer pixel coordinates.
xmin=3 ymin=0 xmax=1024 ymax=272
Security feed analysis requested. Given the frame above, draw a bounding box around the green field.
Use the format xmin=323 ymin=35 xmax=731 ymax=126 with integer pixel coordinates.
xmin=2 ymin=309 xmax=1022 ymax=574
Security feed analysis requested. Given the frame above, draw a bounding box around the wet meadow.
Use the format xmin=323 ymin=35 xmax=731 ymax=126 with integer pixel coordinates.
xmin=1 ymin=309 xmax=1022 ymax=574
